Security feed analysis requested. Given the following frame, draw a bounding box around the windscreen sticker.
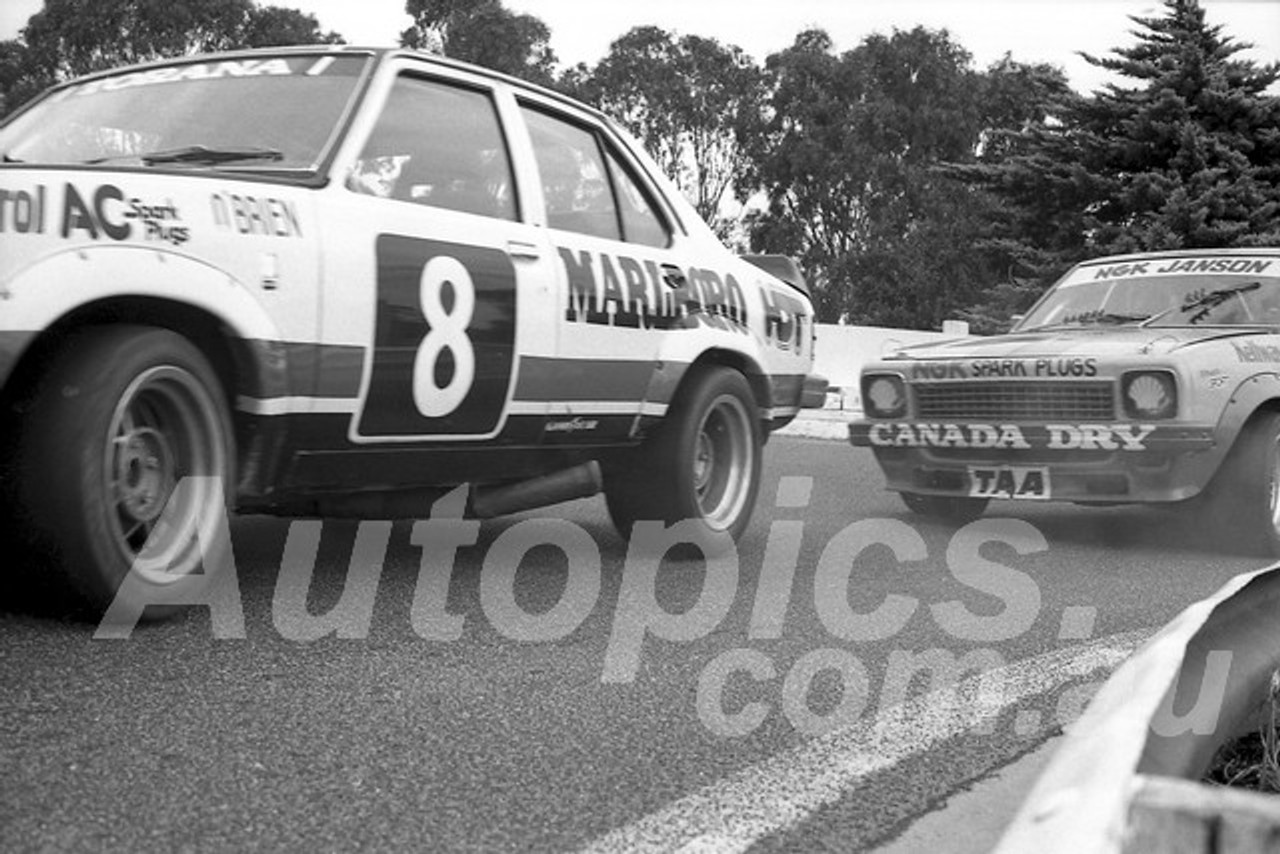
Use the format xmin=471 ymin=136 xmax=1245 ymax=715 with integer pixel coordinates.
xmin=70 ymin=59 xmax=295 ymax=96
xmin=1079 ymin=258 xmax=1275 ymax=283
xmin=1154 ymin=258 xmax=1273 ymax=275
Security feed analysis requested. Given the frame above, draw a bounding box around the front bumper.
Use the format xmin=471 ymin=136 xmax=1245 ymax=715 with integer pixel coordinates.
xmin=849 ymin=420 xmax=1221 ymax=503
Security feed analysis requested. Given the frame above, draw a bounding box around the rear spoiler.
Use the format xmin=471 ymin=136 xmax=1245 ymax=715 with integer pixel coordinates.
xmin=741 ymin=254 xmax=810 ymax=300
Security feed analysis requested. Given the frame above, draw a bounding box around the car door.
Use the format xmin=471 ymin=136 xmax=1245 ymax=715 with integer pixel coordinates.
xmin=512 ymin=97 xmax=697 ymax=443
xmin=304 ymin=63 xmax=560 ymax=488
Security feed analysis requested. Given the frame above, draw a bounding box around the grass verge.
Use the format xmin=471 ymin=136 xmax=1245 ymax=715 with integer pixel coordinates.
xmin=1201 ymin=668 xmax=1280 ymax=794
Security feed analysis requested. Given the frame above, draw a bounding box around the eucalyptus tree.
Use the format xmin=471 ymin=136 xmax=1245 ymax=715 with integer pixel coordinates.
xmin=565 ymin=26 xmax=767 ymax=232
xmin=400 ymin=0 xmax=556 ymax=86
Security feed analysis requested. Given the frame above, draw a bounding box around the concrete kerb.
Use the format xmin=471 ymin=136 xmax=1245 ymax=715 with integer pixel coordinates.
xmin=776 ymin=400 xmax=858 ymax=441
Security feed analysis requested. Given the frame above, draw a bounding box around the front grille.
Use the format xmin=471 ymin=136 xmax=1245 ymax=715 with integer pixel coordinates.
xmin=912 ymin=381 xmax=1115 ymax=421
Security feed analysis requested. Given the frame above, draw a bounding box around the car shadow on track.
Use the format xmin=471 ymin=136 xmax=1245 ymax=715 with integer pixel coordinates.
xmin=899 ymin=500 xmax=1266 ymax=560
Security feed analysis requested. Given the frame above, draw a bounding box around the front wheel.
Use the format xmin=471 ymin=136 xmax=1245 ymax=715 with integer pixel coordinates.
xmin=14 ymin=326 xmax=235 ymax=615
xmin=605 ymin=367 xmax=762 ymax=546
xmin=900 ymin=492 xmax=989 ymax=524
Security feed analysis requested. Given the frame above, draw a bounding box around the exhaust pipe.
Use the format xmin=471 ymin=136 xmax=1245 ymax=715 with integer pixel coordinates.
xmin=469 ymin=461 xmax=603 ymax=519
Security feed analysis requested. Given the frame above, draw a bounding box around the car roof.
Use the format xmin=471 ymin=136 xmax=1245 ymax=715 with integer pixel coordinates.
xmin=43 ymin=45 xmax=608 ymax=126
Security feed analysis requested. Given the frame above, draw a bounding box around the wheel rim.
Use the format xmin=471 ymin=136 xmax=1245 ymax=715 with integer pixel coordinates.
xmin=692 ymin=393 xmax=754 ymax=531
xmin=103 ymin=365 xmax=227 ymax=584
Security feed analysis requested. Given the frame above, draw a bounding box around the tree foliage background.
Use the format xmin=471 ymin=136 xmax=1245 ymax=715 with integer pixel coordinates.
xmin=741 ymin=27 xmax=1072 ymax=326
xmin=561 ymin=26 xmax=766 ymax=235
xmin=2 ymin=0 xmax=1276 ymax=331
xmin=399 ymin=0 xmax=556 ymax=85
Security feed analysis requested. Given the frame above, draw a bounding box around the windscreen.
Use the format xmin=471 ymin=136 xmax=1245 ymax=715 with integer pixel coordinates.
xmin=1017 ymin=257 xmax=1280 ymax=329
xmin=0 ymin=54 xmax=370 ymax=172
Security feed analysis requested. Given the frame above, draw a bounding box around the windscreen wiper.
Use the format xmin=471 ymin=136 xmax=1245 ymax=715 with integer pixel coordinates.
xmin=140 ymin=145 xmax=284 ymax=165
xmin=83 ymin=145 xmax=284 ymax=166
xmin=1058 ymin=310 xmax=1150 ymax=326
xmin=1143 ymin=282 xmax=1261 ymax=325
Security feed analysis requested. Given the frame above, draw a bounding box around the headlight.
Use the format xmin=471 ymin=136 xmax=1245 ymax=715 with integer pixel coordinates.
xmin=862 ymin=374 xmax=907 ymax=418
xmin=1122 ymin=371 xmax=1177 ymax=419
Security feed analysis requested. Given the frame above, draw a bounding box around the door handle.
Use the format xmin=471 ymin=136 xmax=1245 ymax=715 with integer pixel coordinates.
xmin=507 ymin=240 xmax=542 ymax=260
xmin=660 ymin=263 xmax=687 ymax=289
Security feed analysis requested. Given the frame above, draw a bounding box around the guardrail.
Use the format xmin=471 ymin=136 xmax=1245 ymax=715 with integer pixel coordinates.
xmin=995 ymin=565 xmax=1280 ymax=854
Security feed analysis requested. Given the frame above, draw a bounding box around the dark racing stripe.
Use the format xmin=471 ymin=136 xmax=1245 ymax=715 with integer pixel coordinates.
xmin=242 ymin=349 xmax=668 ymax=405
xmin=282 ymin=341 xmax=365 ymax=398
xmin=232 ymin=346 xmax=817 ymax=420
xmin=513 ymin=356 xmax=659 ymax=402
xmin=235 ymin=347 xmax=673 ymax=408
xmin=238 ymin=340 xmax=364 ymax=400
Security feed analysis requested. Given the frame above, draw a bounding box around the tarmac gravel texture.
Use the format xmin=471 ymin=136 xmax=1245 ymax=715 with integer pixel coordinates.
xmin=0 ymin=439 xmax=1265 ymax=852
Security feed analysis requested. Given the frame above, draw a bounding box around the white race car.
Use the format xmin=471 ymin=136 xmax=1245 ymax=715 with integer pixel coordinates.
xmin=0 ymin=47 xmax=825 ymax=614
xmin=851 ymin=249 xmax=1280 ymax=552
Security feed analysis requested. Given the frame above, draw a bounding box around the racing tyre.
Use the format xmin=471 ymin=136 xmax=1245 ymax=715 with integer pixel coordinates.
xmin=1207 ymin=411 xmax=1280 ymax=556
xmin=605 ymin=367 xmax=762 ymax=547
xmin=13 ymin=326 xmax=234 ymax=617
xmin=900 ymin=492 xmax=989 ymax=524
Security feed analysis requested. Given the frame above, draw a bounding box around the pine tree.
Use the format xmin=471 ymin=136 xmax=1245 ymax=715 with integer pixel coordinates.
xmin=962 ymin=0 xmax=1280 ymax=329
xmin=1081 ymin=0 xmax=1280 ymax=251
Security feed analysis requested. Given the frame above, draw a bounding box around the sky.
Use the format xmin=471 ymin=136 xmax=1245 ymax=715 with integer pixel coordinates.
xmin=1 ymin=0 xmax=1278 ymax=94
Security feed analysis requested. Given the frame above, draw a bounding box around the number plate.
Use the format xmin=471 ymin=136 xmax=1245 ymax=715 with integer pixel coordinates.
xmin=967 ymin=466 xmax=1051 ymax=500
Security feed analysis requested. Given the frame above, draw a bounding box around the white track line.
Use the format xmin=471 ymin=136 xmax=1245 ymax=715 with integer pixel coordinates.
xmin=579 ymin=629 xmax=1155 ymax=854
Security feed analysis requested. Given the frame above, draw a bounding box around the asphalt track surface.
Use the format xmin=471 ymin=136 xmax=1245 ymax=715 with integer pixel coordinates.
xmin=0 ymin=437 xmax=1266 ymax=852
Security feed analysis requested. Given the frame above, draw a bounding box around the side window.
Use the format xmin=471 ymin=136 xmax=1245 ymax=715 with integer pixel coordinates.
xmin=350 ymin=75 xmax=516 ymax=221
xmin=605 ymin=149 xmax=671 ymax=249
xmin=521 ymin=106 xmax=620 ymax=241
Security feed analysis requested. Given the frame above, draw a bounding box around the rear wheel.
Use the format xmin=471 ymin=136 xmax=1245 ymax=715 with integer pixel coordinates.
xmin=605 ymin=367 xmax=762 ymax=547
xmin=900 ymin=491 xmax=989 ymax=524
xmin=14 ymin=326 xmax=234 ymax=615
